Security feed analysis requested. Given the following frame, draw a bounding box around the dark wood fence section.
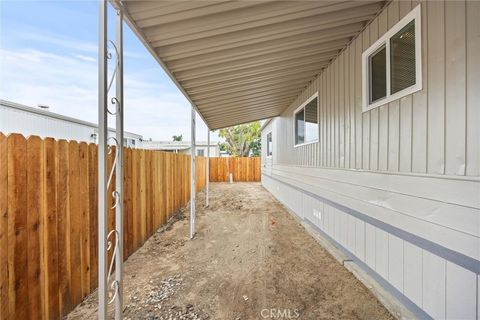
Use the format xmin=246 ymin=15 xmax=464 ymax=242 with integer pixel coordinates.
xmin=209 ymin=157 xmax=261 ymax=182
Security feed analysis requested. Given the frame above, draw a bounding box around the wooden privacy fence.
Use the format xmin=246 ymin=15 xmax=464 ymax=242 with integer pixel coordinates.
xmin=209 ymin=157 xmax=261 ymax=182
xmin=0 ymin=133 xmax=206 ymax=320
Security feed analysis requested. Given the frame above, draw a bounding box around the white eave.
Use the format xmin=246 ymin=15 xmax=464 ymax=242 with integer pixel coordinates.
xmin=112 ymin=0 xmax=386 ymax=130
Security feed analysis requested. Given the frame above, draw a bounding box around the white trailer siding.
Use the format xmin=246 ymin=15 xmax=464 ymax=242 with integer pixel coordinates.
xmin=262 ymin=1 xmax=480 ymax=319
xmin=0 ymin=100 xmax=142 ymax=146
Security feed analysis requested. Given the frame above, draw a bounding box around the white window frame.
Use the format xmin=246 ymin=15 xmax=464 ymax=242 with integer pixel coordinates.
xmin=362 ymin=4 xmax=422 ymax=112
xmin=266 ymin=131 xmax=272 ymax=158
xmin=293 ymin=92 xmax=319 ymax=148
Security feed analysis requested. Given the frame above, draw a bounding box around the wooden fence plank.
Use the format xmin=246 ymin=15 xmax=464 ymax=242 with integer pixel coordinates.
xmin=125 ymin=148 xmax=133 ymax=258
xmin=161 ymin=152 xmax=167 ymax=224
xmin=57 ymin=140 xmax=71 ymax=317
xmin=139 ymin=149 xmax=146 ymax=246
xmin=68 ymin=141 xmax=82 ymax=306
xmin=131 ymin=149 xmax=139 ymax=250
xmin=0 ymin=133 xmax=8 ymax=319
xmin=88 ymin=143 xmax=98 ymax=291
xmin=26 ymin=136 xmax=43 ymax=318
xmin=144 ymin=151 xmax=150 ymax=237
xmin=177 ymin=155 xmax=181 ymax=210
xmin=255 ymin=158 xmax=261 ymax=181
xmin=185 ymin=155 xmax=189 ymax=204
xmin=7 ymin=134 xmax=28 ymax=319
xmin=168 ymin=153 xmax=173 ymax=220
xmin=79 ymin=143 xmax=90 ymax=298
xmin=152 ymin=151 xmax=159 ymax=230
xmin=44 ymin=137 xmax=59 ymax=319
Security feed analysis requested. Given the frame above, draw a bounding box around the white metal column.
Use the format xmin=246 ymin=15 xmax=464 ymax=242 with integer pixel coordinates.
xmin=98 ymin=1 xmax=123 ymax=318
xmin=190 ymin=105 xmax=196 ymax=239
xmin=114 ymin=8 xmax=124 ymax=319
xmin=98 ymin=1 xmax=108 ymax=317
xmin=206 ymin=130 xmax=210 ymax=207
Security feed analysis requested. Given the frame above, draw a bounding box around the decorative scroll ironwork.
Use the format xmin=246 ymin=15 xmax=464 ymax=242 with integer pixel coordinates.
xmin=106 ymin=229 xmax=120 ymax=304
xmin=107 ymin=137 xmax=119 ymax=188
xmin=107 ymin=40 xmax=119 ymax=93
xmin=108 ymin=97 xmax=121 ymax=115
xmin=105 ymin=37 xmax=121 ymax=307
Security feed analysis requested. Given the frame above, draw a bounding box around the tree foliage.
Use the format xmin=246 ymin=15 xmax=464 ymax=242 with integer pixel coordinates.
xmin=172 ymin=134 xmax=183 ymax=141
xmin=218 ymin=122 xmax=261 ymax=157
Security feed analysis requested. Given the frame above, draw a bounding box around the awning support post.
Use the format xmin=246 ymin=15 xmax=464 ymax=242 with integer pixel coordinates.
xmin=206 ymin=129 xmax=210 ymax=208
xmin=98 ymin=1 xmax=124 ymax=318
xmin=98 ymin=1 xmax=108 ymax=317
xmin=114 ymin=7 xmax=124 ymax=320
xmin=190 ymin=105 xmax=196 ymax=239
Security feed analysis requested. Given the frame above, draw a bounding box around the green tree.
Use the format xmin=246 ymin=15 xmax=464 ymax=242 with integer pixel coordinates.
xmin=172 ymin=134 xmax=183 ymax=141
xmin=218 ymin=122 xmax=261 ymax=157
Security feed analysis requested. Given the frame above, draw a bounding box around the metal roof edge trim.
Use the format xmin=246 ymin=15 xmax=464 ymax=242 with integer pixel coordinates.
xmin=260 ymin=118 xmax=273 ymax=131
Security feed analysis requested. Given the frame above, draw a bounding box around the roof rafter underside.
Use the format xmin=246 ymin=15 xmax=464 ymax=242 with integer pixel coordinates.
xmin=116 ymin=0 xmax=386 ymax=129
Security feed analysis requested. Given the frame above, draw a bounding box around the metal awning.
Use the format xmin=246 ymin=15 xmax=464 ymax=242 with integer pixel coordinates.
xmin=112 ymin=0 xmax=385 ymax=129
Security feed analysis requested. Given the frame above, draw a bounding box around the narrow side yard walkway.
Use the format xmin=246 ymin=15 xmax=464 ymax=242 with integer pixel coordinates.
xmin=67 ymin=183 xmax=392 ymax=320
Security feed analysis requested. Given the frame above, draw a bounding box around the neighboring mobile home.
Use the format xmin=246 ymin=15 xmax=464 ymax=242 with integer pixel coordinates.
xmin=261 ymin=1 xmax=479 ymax=319
xmin=142 ymin=140 xmax=221 ymax=157
xmin=0 ymin=99 xmax=143 ymax=147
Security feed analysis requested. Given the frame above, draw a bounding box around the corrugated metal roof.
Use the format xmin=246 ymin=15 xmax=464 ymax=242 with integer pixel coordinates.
xmin=113 ymin=0 xmax=386 ymax=130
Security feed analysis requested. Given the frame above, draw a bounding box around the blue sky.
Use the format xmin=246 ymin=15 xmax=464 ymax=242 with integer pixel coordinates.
xmin=0 ymin=0 xmax=215 ymax=141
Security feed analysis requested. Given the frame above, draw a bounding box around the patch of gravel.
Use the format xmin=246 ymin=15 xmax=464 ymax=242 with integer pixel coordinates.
xmin=146 ymin=276 xmax=183 ymax=304
xmin=124 ymin=275 xmax=209 ymax=320
xmin=142 ymin=304 xmax=207 ymax=320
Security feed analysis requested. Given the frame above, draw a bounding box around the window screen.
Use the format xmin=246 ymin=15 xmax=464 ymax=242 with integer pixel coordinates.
xmin=295 ymin=110 xmax=305 ymax=145
xmin=390 ymin=20 xmax=416 ymax=94
xmin=267 ymin=132 xmax=272 ymax=156
xmin=369 ymin=46 xmax=387 ymax=103
xmin=295 ymin=96 xmax=318 ymax=145
xmin=304 ymin=98 xmax=318 ymax=142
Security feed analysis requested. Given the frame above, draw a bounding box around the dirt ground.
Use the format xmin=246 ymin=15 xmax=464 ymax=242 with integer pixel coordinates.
xmin=67 ymin=183 xmax=393 ymax=320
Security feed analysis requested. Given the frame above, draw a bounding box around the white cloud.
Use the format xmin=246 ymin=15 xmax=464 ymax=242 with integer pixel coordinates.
xmin=0 ymin=47 xmax=217 ymax=141
xmin=75 ymin=54 xmax=96 ymax=62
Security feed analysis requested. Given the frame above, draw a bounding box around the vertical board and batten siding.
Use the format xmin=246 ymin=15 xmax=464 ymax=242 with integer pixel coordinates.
xmin=262 ymin=1 xmax=480 ymax=319
xmin=273 ymin=0 xmax=479 ymax=176
xmin=0 ymin=133 xmax=207 ymax=320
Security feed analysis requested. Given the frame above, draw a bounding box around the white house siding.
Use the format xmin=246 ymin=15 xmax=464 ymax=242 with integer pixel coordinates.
xmin=261 ymin=1 xmax=480 ymax=319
